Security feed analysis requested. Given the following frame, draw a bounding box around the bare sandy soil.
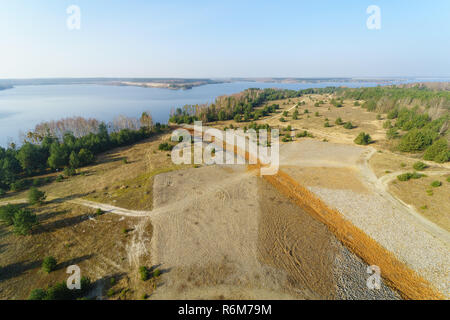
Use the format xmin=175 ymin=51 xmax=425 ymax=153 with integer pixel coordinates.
xmin=279 ymin=140 xmax=449 ymax=297
xmin=147 ymin=165 xmax=398 ymax=299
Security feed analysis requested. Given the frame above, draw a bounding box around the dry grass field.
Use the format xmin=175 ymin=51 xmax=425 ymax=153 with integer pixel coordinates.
xmin=0 ymin=92 xmax=448 ymax=300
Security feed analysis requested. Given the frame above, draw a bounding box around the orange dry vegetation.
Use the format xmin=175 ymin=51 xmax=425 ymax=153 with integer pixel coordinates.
xmin=257 ymin=167 xmax=444 ymax=300
xmin=195 ymin=127 xmax=444 ymax=299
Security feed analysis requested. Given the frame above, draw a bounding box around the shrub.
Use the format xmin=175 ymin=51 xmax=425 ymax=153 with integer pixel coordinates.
xmin=397 ymin=173 xmax=411 ymax=181
xmin=376 ymin=114 xmax=382 ymax=120
xmin=12 ymin=208 xmax=37 ymax=235
xmin=413 ymin=162 xmax=428 ymax=171
xmin=0 ymin=188 xmax=5 ymax=197
xmin=282 ymin=111 xmax=288 ymax=117
xmin=354 ymin=101 xmax=360 ymax=106
xmin=107 ymin=288 xmax=116 ymax=297
xmin=335 ymin=117 xmax=343 ymax=125
xmin=398 ymin=129 xmax=436 ymax=152
xmin=28 ymin=187 xmax=46 ymax=205
xmin=343 ymin=122 xmax=354 ymax=129
xmin=46 ymin=282 xmax=73 ymax=300
xmin=296 ymin=130 xmax=309 ymax=138
xmin=315 ymin=112 xmax=320 ymax=117
xmin=431 ymin=181 xmax=442 ymax=188
xmin=383 ymin=120 xmax=393 ymax=129
xmin=447 ymin=177 xmax=450 ymax=183
xmin=397 ymin=172 xmax=424 ymax=181
xmin=78 ymin=148 xmax=95 ymax=166
xmin=42 ymin=256 xmax=57 ymax=273
xmin=354 ymin=132 xmax=372 ymax=145
xmin=10 ymin=180 xmax=26 ymax=192
xmin=387 ymin=109 xmax=398 ymax=119
xmin=279 ymin=117 xmax=286 ymax=122
xmin=158 ymin=142 xmax=173 ymax=151
xmin=423 ymin=139 xmax=449 ymax=163
xmin=95 ymin=208 xmax=104 ymax=216
xmin=139 ymin=266 xmax=150 ymax=281
xmin=63 ymin=167 xmax=76 ymax=177
xmin=56 ymin=175 xmax=64 ymax=182
xmin=28 ymin=289 xmax=48 ymax=300
xmin=324 ymin=121 xmax=331 ymax=128
xmin=0 ymin=204 xmax=18 ymax=226
xmin=153 ymin=268 xmax=161 ymax=278
xmin=304 ymin=109 xmax=309 ymax=114
xmin=386 ymin=128 xmax=399 ymax=140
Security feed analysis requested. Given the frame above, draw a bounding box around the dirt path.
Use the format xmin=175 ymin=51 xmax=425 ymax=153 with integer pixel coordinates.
xmin=359 ymin=149 xmax=450 ymax=244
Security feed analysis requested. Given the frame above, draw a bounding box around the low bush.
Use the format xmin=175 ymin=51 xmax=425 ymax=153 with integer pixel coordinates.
xmin=386 ymin=128 xmax=399 ymax=139
xmin=12 ymin=208 xmax=37 ymax=235
xmin=0 ymin=204 xmax=18 ymax=226
xmin=397 ymin=129 xmax=435 ymax=152
xmin=423 ymin=139 xmax=449 ymax=163
xmin=28 ymin=276 xmax=91 ymax=300
xmin=412 ymin=161 xmax=428 ymax=171
xmin=343 ymin=122 xmax=354 ymax=129
xmin=42 ymin=256 xmax=57 ymax=273
xmin=397 ymin=172 xmax=424 ymax=182
xmin=28 ymin=187 xmax=46 ymax=205
xmin=158 ymin=142 xmax=173 ymax=151
xmin=354 ymin=132 xmax=372 ymax=145
xmin=139 ymin=266 xmax=150 ymax=281
xmin=430 ymin=181 xmax=442 ymax=188
xmin=63 ymin=167 xmax=76 ymax=177
xmin=335 ymin=117 xmax=343 ymax=125
xmin=10 ymin=180 xmax=26 ymax=192
xmin=153 ymin=269 xmax=161 ymax=278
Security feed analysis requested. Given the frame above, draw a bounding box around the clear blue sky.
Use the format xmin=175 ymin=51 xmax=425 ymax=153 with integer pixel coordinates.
xmin=1 ymin=0 xmax=449 ymax=78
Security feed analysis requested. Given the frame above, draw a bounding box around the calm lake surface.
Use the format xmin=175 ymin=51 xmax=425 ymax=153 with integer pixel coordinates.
xmin=0 ymin=80 xmax=421 ymax=146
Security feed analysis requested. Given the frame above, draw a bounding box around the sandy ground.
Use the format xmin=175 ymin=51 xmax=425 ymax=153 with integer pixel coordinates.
xmin=280 ymin=140 xmax=449 ymax=297
xmin=146 ymin=165 xmax=398 ymax=299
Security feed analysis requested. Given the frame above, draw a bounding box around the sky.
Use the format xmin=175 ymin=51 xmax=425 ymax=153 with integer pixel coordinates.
xmin=1 ymin=0 xmax=449 ymax=79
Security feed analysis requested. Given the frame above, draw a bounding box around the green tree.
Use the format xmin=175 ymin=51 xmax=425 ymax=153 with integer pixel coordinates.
xmin=78 ymin=149 xmax=94 ymax=166
xmin=28 ymin=187 xmax=46 ymax=205
xmin=28 ymin=289 xmax=48 ymax=300
xmin=354 ymin=132 xmax=372 ymax=145
xmin=47 ymin=142 xmax=68 ymax=170
xmin=423 ymin=139 xmax=449 ymax=163
xmin=42 ymin=256 xmax=57 ymax=273
xmin=69 ymin=151 xmax=80 ymax=169
xmin=12 ymin=208 xmax=37 ymax=235
xmin=16 ymin=143 xmax=45 ymax=174
xmin=397 ymin=129 xmax=434 ymax=152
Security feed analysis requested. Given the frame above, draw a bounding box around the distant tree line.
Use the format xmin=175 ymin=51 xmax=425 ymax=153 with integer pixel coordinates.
xmin=339 ymin=86 xmax=449 ymax=162
xmin=168 ymin=87 xmax=338 ymax=124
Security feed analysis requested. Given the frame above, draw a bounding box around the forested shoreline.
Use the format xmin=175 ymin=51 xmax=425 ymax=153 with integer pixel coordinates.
xmin=169 ymin=85 xmax=449 ymax=163
xmin=0 ymin=113 xmax=168 ymax=194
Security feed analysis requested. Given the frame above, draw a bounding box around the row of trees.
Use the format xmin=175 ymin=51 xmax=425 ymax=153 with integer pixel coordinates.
xmin=338 ymin=86 xmax=449 ymax=163
xmin=169 ymin=87 xmax=338 ymax=125
xmin=0 ymin=113 xmax=168 ymax=192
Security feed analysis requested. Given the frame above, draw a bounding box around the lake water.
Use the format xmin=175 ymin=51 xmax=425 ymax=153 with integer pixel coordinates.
xmin=0 ymin=80 xmax=423 ymax=147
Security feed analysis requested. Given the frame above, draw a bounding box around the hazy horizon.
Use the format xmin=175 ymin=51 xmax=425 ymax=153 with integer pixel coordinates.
xmin=1 ymin=0 xmax=449 ymax=79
